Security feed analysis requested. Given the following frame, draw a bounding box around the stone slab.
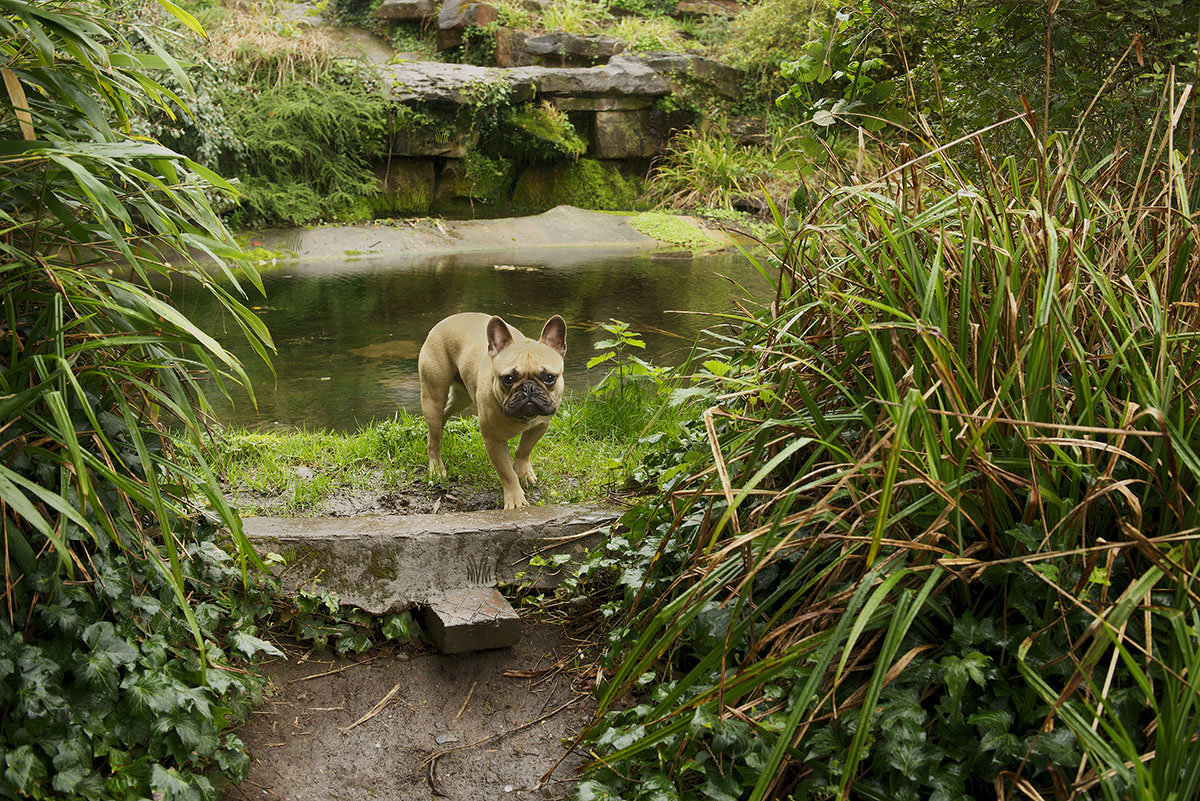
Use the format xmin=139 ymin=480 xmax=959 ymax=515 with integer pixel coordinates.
xmin=423 ymin=587 xmax=522 ymax=652
xmin=243 ymin=503 xmax=618 ymax=614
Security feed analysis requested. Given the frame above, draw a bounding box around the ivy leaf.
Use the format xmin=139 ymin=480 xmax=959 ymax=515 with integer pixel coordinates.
xmin=150 ymin=763 xmax=201 ymax=801
xmin=382 ymin=612 xmax=418 ymax=642
xmin=230 ymin=631 xmax=284 ymax=659
xmin=575 ymin=778 xmax=622 ymax=801
xmin=939 ymin=651 xmax=992 ymax=708
xmin=636 ymin=773 xmax=679 ymax=801
xmin=5 ymin=745 xmax=47 ymax=793
xmin=83 ymin=621 xmax=138 ymax=667
xmin=701 ymin=773 xmax=742 ymax=801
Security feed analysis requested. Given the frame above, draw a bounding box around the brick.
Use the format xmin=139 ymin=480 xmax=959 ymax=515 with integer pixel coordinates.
xmin=423 ymin=587 xmax=521 ymax=653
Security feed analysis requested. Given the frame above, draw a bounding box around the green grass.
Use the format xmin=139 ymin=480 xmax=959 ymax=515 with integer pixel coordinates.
xmin=209 ymin=390 xmax=686 ymax=515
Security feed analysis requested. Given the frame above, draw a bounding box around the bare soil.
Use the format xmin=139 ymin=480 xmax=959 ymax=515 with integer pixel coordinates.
xmin=223 ymin=620 xmax=595 ymax=801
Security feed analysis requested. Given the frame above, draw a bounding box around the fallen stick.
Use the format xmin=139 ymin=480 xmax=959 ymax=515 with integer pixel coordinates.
xmin=338 ymin=680 xmax=411 ymax=734
xmin=454 ymin=681 xmax=477 ymax=721
xmin=289 ymin=655 xmax=378 ymax=684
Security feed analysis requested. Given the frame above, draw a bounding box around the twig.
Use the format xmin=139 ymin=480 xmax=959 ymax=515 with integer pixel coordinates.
xmin=423 ymin=696 xmax=580 ymax=770
xmin=454 ymin=681 xmax=477 ymax=721
xmin=338 ymin=680 xmax=412 ymax=734
xmin=288 ymin=655 xmax=378 ymax=684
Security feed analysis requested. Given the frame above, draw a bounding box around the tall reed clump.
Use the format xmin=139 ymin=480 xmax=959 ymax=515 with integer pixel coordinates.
xmin=577 ymin=115 xmax=1200 ymax=800
xmin=1 ymin=1 xmax=276 ymax=798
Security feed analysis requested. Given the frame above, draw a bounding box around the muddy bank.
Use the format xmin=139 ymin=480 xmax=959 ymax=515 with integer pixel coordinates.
xmin=241 ymin=205 xmax=732 ymax=269
xmin=224 ymin=621 xmax=595 ymax=801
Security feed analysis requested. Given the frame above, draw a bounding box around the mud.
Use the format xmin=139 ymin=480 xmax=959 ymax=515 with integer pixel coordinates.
xmin=227 ymin=483 xmax=539 ymax=517
xmin=224 ymin=621 xmax=596 ymax=801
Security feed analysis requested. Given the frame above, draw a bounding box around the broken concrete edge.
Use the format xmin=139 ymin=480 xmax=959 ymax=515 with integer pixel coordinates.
xmin=422 ymin=587 xmax=523 ymax=653
xmin=242 ymin=502 xmax=622 ymax=615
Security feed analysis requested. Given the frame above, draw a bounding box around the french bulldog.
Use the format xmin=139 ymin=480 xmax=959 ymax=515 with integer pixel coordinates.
xmin=418 ymin=312 xmax=566 ymax=509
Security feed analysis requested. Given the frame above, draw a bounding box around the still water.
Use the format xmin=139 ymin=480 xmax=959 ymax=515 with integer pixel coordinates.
xmin=172 ymin=247 xmax=766 ymax=431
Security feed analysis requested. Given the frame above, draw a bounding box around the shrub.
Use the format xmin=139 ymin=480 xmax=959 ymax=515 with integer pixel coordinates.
xmin=220 ymin=79 xmax=389 ymax=226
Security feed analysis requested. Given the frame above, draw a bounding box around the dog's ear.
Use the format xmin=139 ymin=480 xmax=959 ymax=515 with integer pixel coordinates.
xmin=539 ymin=315 xmax=567 ymax=355
xmin=487 ymin=316 xmax=513 ymax=357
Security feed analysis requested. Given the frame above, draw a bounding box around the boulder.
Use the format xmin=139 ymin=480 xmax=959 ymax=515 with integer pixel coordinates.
xmin=437 ymin=0 xmax=499 ymax=50
xmin=510 ymin=55 xmax=670 ymax=97
xmin=494 ymin=27 xmax=531 ymax=67
xmin=523 ymin=32 xmax=626 ymax=66
xmin=374 ymin=0 xmax=437 ymax=20
xmin=625 ymin=51 xmax=743 ymax=99
xmin=381 ymin=61 xmax=536 ymax=105
xmin=551 ymin=95 xmax=654 ymax=111
xmin=389 ymin=112 xmax=478 ymax=157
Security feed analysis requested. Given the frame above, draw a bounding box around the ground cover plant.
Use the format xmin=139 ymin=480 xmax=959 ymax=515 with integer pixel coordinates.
xmin=0 ymin=0 xmax=280 ymax=798
xmin=575 ymin=108 xmax=1200 ymax=800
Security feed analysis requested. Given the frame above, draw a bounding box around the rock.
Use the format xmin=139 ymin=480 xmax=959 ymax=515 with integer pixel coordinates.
xmin=550 ymin=95 xmax=654 ymax=111
xmin=511 ymin=160 xmax=642 ymax=212
xmin=497 ymin=29 xmax=628 ymax=68
xmin=510 ymin=56 xmax=670 ymax=97
xmin=728 ymin=115 xmax=767 ymax=144
xmin=389 ymin=113 xmax=478 ymax=158
xmin=673 ymin=0 xmax=741 ymax=17
xmin=592 ymin=110 xmax=664 ymax=158
xmin=434 ymin=156 xmax=515 ymax=206
xmin=437 ymin=0 xmax=499 ymax=50
xmin=522 ymin=32 xmax=626 ymax=67
xmin=374 ymin=158 xmax=436 ymax=215
xmin=374 ymin=0 xmax=436 ymax=20
xmin=242 ymin=503 xmax=618 ymax=614
xmin=294 ymin=466 xmax=316 ymax=480
xmin=493 ymin=27 xmax=531 ymax=67
xmin=623 ymin=51 xmax=743 ymax=99
xmin=381 ymin=61 xmax=535 ymax=106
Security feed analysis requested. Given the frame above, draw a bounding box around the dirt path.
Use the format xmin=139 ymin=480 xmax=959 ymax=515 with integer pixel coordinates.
xmin=224 ymin=620 xmax=596 ymax=801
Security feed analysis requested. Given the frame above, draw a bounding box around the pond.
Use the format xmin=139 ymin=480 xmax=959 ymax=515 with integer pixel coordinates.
xmin=173 ymin=247 xmax=767 ymax=431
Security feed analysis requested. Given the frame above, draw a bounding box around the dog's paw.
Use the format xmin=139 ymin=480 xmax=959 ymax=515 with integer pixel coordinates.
xmin=427 ymin=459 xmax=447 ymax=481
xmin=513 ymin=459 xmax=537 ymax=486
xmin=503 ymin=488 xmax=529 ymax=509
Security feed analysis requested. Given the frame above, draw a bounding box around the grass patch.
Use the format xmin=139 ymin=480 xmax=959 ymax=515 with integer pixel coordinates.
xmin=210 ymin=390 xmax=686 ymax=515
xmin=629 ymin=211 xmax=724 ymax=250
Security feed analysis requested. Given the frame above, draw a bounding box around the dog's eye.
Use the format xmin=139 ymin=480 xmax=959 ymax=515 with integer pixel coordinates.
xmin=543 ymin=373 xmax=557 ymax=385
xmin=501 ymin=374 xmax=516 ymax=386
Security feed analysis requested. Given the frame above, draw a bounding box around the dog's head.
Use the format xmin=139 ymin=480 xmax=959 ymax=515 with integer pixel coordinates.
xmin=487 ymin=315 xmax=566 ymax=419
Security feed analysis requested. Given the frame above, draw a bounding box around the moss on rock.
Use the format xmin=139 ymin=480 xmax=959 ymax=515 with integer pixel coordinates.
xmin=484 ymin=103 xmax=588 ymax=163
xmin=629 ymin=211 xmax=724 ymax=250
xmin=511 ymin=159 xmax=643 ymax=212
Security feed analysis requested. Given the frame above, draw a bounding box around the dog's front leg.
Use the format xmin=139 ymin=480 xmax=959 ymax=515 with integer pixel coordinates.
xmin=484 ymin=437 xmax=527 ymax=509
xmin=513 ymin=421 xmax=548 ymax=487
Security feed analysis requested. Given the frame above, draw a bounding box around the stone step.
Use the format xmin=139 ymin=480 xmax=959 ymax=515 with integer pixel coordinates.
xmin=423 ymin=587 xmax=522 ymax=653
xmin=242 ymin=503 xmax=618 ymax=614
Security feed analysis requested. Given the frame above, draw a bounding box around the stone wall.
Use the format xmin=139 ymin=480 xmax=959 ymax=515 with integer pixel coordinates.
xmin=359 ymin=5 xmax=744 ymax=215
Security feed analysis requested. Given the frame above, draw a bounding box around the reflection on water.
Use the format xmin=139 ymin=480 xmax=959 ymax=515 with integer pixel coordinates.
xmin=172 ymin=247 xmax=766 ymax=431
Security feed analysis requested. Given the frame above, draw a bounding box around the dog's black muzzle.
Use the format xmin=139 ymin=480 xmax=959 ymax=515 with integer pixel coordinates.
xmin=504 ymin=380 xmax=557 ymax=418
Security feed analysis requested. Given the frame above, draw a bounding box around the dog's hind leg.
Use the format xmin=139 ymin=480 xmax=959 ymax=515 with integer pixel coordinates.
xmin=442 ymin=382 xmax=472 ymax=417
xmin=420 ymin=377 xmax=450 ymax=481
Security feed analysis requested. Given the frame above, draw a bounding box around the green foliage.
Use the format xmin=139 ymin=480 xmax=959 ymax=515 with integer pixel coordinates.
xmin=780 ymin=0 xmax=1200 ymax=150
xmin=463 ymin=151 xmax=515 ymax=203
xmin=0 ymin=0 xmax=276 ymax=797
xmin=648 ymin=128 xmax=784 ymax=210
xmin=607 ymin=16 xmax=692 ymax=51
xmin=577 ymin=127 xmax=1200 ymax=800
xmin=607 ymin=0 xmax=677 ymax=17
xmin=720 ymin=0 xmax=830 ymax=91
xmin=587 ymin=320 xmax=666 ymax=396
xmin=220 ymin=79 xmax=389 ymax=226
xmin=281 ymin=590 xmax=420 ymax=654
xmin=458 ymin=21 xmax=501 ymax=66
xmin=484 ymin=102 xmax=588 ymax=163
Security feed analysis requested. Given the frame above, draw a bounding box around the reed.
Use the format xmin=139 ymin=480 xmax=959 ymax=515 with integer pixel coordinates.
xmin=580 ymin=109 xmax=1200 ymax=800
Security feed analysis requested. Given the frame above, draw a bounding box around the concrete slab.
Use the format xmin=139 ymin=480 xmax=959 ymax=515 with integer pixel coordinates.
xmin=242 ymin=503 xmax=618 ymax=614
xmin=422 ymin=587 xmax=522 ymax=653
